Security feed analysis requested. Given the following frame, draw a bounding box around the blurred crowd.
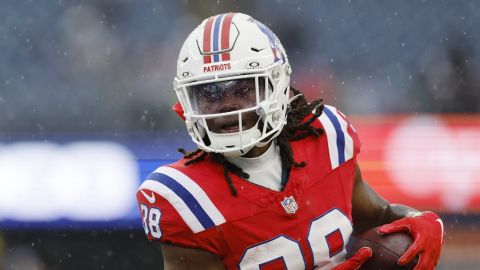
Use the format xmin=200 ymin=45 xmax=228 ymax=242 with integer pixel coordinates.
xmin=1 ymin=2 xmax=480 ymax=269
xmin=1 ymin=0 xmax=479 ymax=134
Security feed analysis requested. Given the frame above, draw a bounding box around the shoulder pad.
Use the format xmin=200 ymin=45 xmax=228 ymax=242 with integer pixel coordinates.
xmin=317 ymin=105 xmax=361 ymax=170
xmin=138 ymin=166 xmax=226 ymax=234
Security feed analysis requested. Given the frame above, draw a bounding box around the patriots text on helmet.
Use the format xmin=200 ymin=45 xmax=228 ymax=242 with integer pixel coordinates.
xmin=203 ymin=63 xmax=232 ymax=73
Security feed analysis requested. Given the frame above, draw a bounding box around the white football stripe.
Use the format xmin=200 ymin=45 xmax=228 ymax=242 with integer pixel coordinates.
xmin=155 ymin=166 xmax=226 ymax=225
xmin=319 ymin=111 xmax=340 ymax=170
xmin=326 ymin=105 xmax=354 ymax=162
xmin=140 ymin=180 xmax=205 ymax=233
xmin=217 ymin=14 xmax=225 ymax=53
xmin=436 ymin=218 xmax=445 ymax=244
xmin=211 ymin=15 xmax=217 ymax=54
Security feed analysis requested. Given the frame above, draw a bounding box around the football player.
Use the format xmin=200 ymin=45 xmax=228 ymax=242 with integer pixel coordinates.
xmin=137 ymin=13 xmax=444 ymax=270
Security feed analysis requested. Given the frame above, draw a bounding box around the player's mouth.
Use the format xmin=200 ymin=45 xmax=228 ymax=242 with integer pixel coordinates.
xmin=210 ymin=112 xmax=258 ymax=133
xmin=219 ymin=123 xmax=242 ymax=133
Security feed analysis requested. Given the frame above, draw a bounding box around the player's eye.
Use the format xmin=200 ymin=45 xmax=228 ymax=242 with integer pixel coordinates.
xmin=231 ymin=80 xmax=255 ymax=97
xmin=197 ymin=85 xmax=225 ymax=101
xmin=234 ymin=87 xmax=251 ymax=97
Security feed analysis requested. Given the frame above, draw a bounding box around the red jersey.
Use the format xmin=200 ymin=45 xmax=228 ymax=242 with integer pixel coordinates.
xmin=136 ymin=105 xmax=361 ymax=269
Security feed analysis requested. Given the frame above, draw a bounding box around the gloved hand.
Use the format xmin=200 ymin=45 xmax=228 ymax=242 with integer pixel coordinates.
xmin=332 ymin=247 xmax=372 ymax=270
xmin=378 ymin=211 xmax=444 ymax=270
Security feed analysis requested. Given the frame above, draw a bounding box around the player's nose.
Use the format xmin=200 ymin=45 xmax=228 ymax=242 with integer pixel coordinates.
xmin=217 ymin=97 xmax=242 ymax=113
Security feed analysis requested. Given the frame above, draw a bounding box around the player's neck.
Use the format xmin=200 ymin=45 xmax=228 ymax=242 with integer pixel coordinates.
xmin=241 ymin=141 xmax=273 ymax=158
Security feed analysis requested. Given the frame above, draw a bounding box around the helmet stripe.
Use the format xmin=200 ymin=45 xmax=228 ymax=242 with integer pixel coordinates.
xmin=221 ymin=13 xmax=234 ymax=61
xmin=202 ymin=16 xmax=215 ymax=64
xmin=212 ymin=14 xmax=224 ymax=63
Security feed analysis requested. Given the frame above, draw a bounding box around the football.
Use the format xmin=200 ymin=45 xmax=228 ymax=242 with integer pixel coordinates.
xmin=349 ymin=227 xmax=418 ymax=270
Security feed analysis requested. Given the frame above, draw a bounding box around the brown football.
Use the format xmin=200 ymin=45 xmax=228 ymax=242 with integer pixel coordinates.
xmin=349 ymin=227 xmax=419 ymax=270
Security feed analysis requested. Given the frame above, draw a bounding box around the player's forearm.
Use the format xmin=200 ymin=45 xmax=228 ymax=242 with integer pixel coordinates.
xmin=381 ymin=203 xmax=419 ymax=224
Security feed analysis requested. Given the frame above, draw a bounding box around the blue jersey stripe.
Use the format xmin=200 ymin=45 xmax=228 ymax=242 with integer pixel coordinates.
xmin=323 ymin=106 xmax=345 ymax=164
xmin=147 ymin=172 xmax=215 ymax=229
xmin=212 ymin=14 xmax=224 ymax=62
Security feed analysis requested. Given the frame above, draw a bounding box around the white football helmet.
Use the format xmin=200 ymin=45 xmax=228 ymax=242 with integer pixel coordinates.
xmin=173 ymin=13 xmax=291 ymax=157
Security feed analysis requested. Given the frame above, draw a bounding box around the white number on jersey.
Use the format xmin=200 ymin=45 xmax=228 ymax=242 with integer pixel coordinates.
xmin=140 ymin=204 xmax=162 ymax=239
xmin=239 ymin=209 xmax=352 ymax=269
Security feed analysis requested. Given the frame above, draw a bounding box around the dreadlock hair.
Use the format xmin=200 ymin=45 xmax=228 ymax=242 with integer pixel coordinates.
xmin=178 ymin=87 xmax=324 ymax=197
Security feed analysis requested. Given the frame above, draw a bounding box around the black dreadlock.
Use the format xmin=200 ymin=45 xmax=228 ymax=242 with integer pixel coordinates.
xmin=178 ymin=87 xmax=324 ymax=196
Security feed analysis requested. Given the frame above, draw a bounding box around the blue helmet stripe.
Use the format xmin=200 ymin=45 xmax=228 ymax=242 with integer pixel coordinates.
xmin=212 ymin=14 xmax=224 ymax=63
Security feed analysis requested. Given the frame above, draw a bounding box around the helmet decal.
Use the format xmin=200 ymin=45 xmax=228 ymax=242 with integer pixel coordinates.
xmin=220 ymin=13 xmax=234 ymax=61
xmin=248 ymin=18 xmax=281 ymax=63
xmin=202 ymin=16 xmax=214 ymax=64
xmin=202 ymin=13 xmax=235 ymax=64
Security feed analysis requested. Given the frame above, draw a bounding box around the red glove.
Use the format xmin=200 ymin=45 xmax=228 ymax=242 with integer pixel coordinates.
xmin=172 ymin=102 xmax=186 ymax=121
xmin=378 ymin=211 xmax=444 ymax=270
xmin=332 ymin=247 xmax=372 ymax=270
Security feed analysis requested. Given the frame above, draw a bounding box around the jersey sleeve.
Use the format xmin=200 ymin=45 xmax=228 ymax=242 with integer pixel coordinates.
xmin=318 ymin=105 xmax=361 ymax=170
xmin=136 ymin=165 xmax=226 ymax=249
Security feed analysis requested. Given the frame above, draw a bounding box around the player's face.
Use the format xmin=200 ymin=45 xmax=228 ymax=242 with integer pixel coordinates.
xmin=187 ymin=79 xmax=264 ymax=133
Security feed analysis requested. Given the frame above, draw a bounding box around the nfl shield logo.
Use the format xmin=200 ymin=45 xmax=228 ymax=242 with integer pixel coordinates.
xmin=280 ymin=196 xmax=298 ymax=214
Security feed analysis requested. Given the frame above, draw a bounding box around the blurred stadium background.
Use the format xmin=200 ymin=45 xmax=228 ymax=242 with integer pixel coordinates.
xmin=1 ymin=0 xmax=480 ymax=269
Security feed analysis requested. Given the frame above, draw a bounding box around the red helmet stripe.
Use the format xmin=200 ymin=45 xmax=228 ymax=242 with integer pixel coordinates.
xmin=221 ymin=13 xmax=234 ymax=61
xmin=203 ymin=17 xmax=215 ymax=64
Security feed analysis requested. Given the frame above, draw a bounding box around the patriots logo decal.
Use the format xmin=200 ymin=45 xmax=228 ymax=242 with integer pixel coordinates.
xmin=248 ymin=17 xmax=285 ymax=64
